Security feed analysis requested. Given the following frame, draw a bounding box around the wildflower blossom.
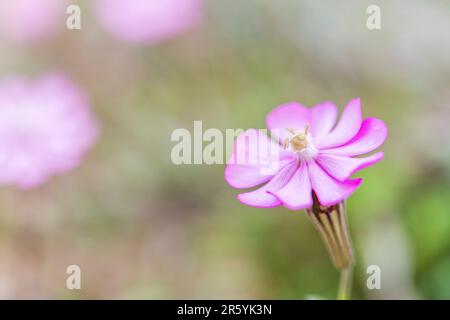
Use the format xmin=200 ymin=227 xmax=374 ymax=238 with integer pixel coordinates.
xmin=0 ymin=73 xmax=99 ymax=188
xmin=225 ymin=98 xmax=387 ymax=209
xmin=94 ymin=0 xmax=202 ymax=44
xmin=0 ymin=0 xmax=68 ymax=44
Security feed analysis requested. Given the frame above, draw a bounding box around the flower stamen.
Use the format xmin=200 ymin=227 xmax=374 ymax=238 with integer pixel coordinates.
xmin=285 ymin=125 xmax=312 ymax=149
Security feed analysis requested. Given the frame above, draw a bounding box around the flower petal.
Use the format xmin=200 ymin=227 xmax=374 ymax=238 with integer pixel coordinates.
xmin=310 ymin=101 xmax=338 ymax=139
xmin=316 ymin=152 xmax=384 ymax=182
xmin=321 ymin=118 xmax=388 ymax=156
xmin=237 ymin=161 xmax=298 ymax=208
xmin=266 ymin=102 xmax=310 ymax=143
xmin=308 ymin=161 xmax=362 ymax=206
xmin=316 ymin=98 xmax=362 ymax=149
xmin=269 ymin=163 xmax=312 ymax=210
xmin=225 ymin=129 xmax=292 ymax=189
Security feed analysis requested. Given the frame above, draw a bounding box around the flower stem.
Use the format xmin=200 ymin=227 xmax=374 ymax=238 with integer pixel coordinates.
xmin=337 ymin=267 xmax=353 ymax=300
xmin=306 ymin=194 xmax=355 ymax=300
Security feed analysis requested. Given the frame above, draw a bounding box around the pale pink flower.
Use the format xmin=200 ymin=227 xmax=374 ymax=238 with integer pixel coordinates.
xmin=0 ymin=73 xmax=99 ymax=188
xmin=0 ymin=0 xmax=68 ymax=44
xmin=225 ymin=98 xmax=388 ymax=209
xmin=94 ymin=0 xmax=202 ymax=44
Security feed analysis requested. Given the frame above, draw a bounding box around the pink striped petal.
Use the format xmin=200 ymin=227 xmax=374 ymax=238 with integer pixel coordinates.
xmin=225 ymin=129 xmax=291 ymax=189
xmin=316 ymin=98 xmax=362 ymax=149
xmin=308 ymin=161 xmax=362 ymax=206
xmin=310 ymin=101 xmax=338 ymax=139
xmin=321 ymin=118 xmax=388 ymax=156
xmin=238 ymin=161 xmax=298 ymax=208
xmin=266 ymin=102 xmax=310 ymax=143
xmin=316 ymin=152 xmax=384 ymax=182
xmin=269 ymin=163 xmax=312 ymax=210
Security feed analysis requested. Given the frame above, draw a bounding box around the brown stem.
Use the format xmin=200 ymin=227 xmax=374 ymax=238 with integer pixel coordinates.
xmin=306 ymin=193 xmax=355 ymax=299
xmin=306 ymin=194 xmax=354 ymax=269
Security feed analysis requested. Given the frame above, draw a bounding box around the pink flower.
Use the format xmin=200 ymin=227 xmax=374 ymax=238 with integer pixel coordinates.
xmin=0 ymin=73 xmax=99 ymax=189
xmin=225 ymin=98 xmax=388 ymax=209
xmin=94 ymin=0 xmax=202 ymax=45
xmin=0 ymin=0 xmax=68 ymax=44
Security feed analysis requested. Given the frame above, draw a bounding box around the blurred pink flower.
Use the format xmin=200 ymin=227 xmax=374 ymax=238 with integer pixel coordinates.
xmin=225 ymin=98 xmax=388 ymax=209
xmin=94 ymin=0 xmax=202 ymax=44
xmin=0 ymin=0 xmax=68 ymax=44
xmin=0 ymin=73 xmax=99 ymax=189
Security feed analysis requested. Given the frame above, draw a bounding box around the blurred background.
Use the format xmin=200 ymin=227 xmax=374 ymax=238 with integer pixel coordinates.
xmin=0 ymin=0 xmax=449 ymax=299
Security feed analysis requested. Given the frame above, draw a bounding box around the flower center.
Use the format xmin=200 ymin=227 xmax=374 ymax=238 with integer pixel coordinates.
xmin=284 ymin=126 xmax=318 ymax=161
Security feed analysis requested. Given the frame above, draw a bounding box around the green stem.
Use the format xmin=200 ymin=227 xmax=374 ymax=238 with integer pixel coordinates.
xmin=306 ymin=194 xmax=355 ymax=300
xmin=337 ymin=267 xmax=353 ymax=300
